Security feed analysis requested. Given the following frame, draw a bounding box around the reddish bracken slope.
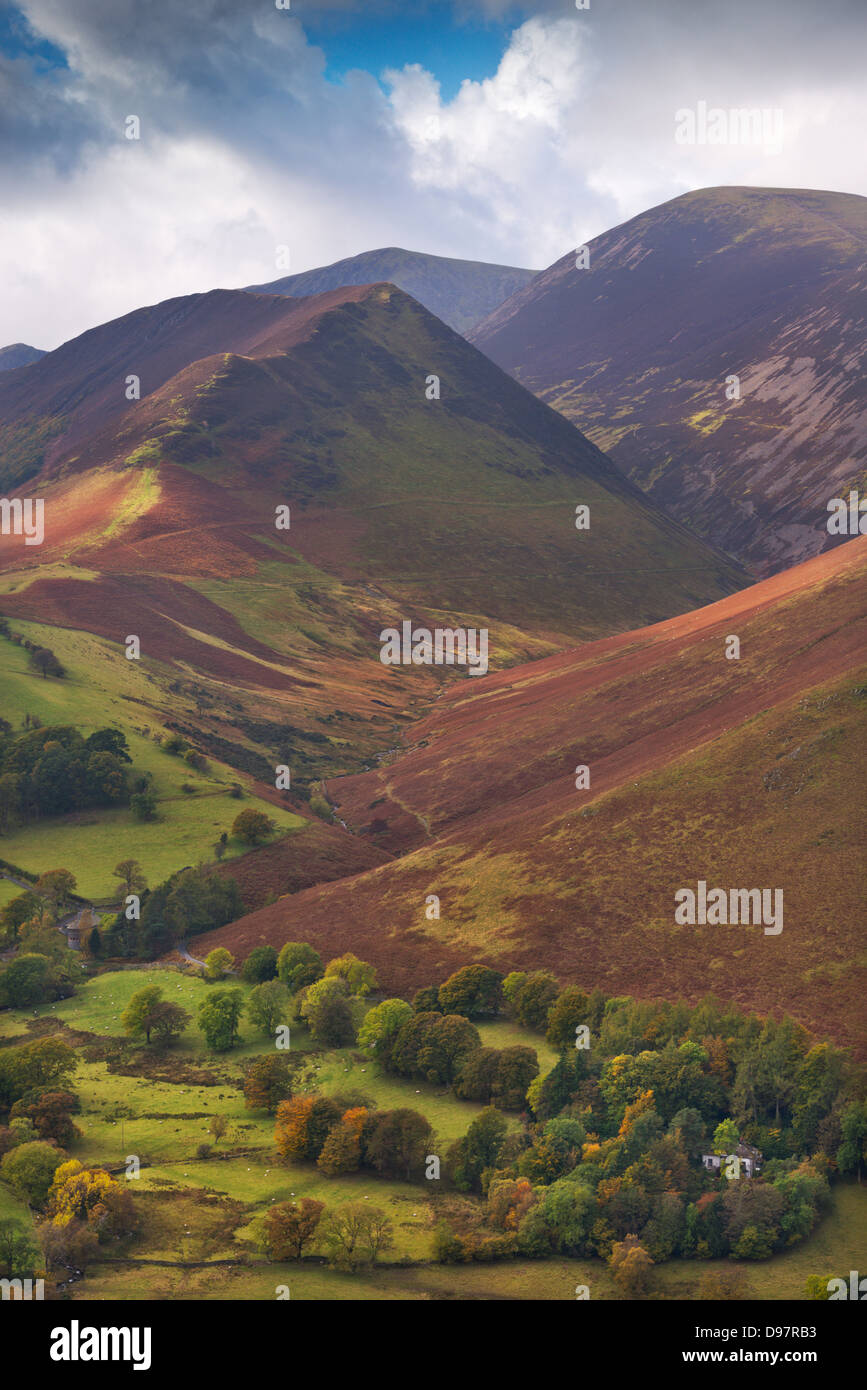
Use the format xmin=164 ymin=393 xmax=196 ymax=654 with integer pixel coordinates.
xmin=193 ymin=536 xmax=867 ymax=1052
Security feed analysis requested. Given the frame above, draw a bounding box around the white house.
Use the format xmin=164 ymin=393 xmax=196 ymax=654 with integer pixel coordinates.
xmin=702 ymin=1142 xmax=763 ymax=1178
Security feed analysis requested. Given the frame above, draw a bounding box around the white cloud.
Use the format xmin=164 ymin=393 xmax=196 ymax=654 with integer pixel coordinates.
xmin=1 ymin=2 xmax=865 ymax=348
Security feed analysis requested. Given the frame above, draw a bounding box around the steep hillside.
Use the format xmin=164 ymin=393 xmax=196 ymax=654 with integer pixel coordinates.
xmin=472 ymin=187 xmax=867 ymax=576
xmin=246 ymin=246 xmax=534 ymax=333
xmin=193 ymin=535 xmax=867 ymax=1054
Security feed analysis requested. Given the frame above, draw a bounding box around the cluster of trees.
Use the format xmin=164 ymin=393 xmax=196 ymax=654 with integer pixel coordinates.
xmin=432 ymin=1094 xmax=834 ymax=1276
xmin=0 ymin=949 xmax=79 ymax=1009
xmin=195 ymin=976 xmax=293 ymax=1052
xmin=420 ymin=984 xmax=866 ymax=1276
xmin=0 ymin=724 xmax=133 ymax=830
xmin=192 ymin=949 xmax=381 ymax=1054
xmin=263 ymin=1198 xmax=393 ymax=1272
xmin=274 ymin=1093 xmax=433 ymax=1182
xmin=0 ymin=1033 xmax=137 ymax=1286
xmin=0 ymin=878 xmax=86 ymax=1003
xmin=103 ymin=865 xmax=243 ymax=959
xmin=358 ymin=997 xmax=539 ymax=1108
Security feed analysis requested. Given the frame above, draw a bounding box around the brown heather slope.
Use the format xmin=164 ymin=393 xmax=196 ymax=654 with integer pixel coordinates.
xmin=0 ymin=280 xmax=744 ymax=793
xmin=471 ymin=186 xmax=867 ymax=577
xmin=193 ymin=535 xmax=867 ymax=1053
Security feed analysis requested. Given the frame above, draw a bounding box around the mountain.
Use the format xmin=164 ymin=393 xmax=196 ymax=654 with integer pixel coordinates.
xmin=194 ymin=533 xmax=867 ymax=1055
xmin=0 ymin=277 xmax=744 ymax=840
xmin=246 ymin=246 xmax=534 ymax=334
xmin=471 ymin=187 xmax=867 ymax=577
xmin=0 ymin=342 xmax=45 ymax=372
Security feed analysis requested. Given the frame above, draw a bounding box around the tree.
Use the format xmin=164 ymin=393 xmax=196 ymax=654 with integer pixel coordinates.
xmin=263 ymin=1199 xmax=324 ymax=1260
xmin=358 ymin=998 xmax=413 ymax=1067
xmin=304 ymin=1098 xmax=343 ymax=1161
xmin=275 ymin=1096 xmax=315 ymax=1162
xmin=487 ymin=1177 xmax=537 ymax=1232
xmin=454 ymin=1047 xmax=501 ymax=1103
xmin=39 ymin=1216 xmax=100 ymax=1274
xmin=0 ymin=953 xmax=57 ymax=1008
xmin=837 ymin=1101 xmax=867 ymax=1181
xmin=417 ymin=1014 xmax=481 ymax=1085
xmin=231 ymin=809 xmax=275 ymax=845
xmin=712 ymin=1118 xmax=740 ymax=1156
xmin=0 ymin=773 xmax=23 ymax=835
xmin=197 ymin=989 xmax=244 ymax=1052
xmin=722 ymin=1182 xmax=785 ymax=1258
xmin=364 ymin=1108 xmax=432 ymax=1180
xmin=0 ymin=889 xmax=39 ymax=940
xmin=437 ymin=964 xmax=503 ymax=1018
xmin=526 ymin=1053 xmax=587 ymax=1122
xmin=447 ymin=1107 xmax=508 ymax=1192
xmin=85 ymin=729 xmax=132 ymax=763
xmin=46 ymin=1160 xmax=136 ymax=1239
xmin=804 ymin=1274 xmax=832 ymax=1301
xmin=317 ymin=1108 xmax=367 ymax=1176
xmin=412 ymin=986 xmax=442 ymax=1014
xmin=321 ymin=1202 xmax=393 ymax=1271
xmin=390 ymin=1011 xmax=441 ymax=1077
xmin=792 ymin=1044 xmax=846 ymax=1152
xmin=668 ymin=1108 xmax=707 ymax=1158
xmin=113 ymin=859 xmax=147 ymax=897
xmin=204 ymin=947 xmax=235 ymax=981
xmin=0 ymin=1218 xmax=40 ymax=1280
xmin=359 ymin=1205 xmax=394 ymax=1265
xmin=277 ymin=941 xmax=323 ymax=992
xmin=147 ymin=1001 xmax=190 ymax=1046
xmin=121 ymin=985 xmax=164 ymax=1043
xmin=510 ymin=972 xmax=560 ymax=1030
xmin=492 ymin=1046 xmax=540 ymax=1111
xmin=246 ymin=980 xmax=289 ymax=1037
xmin=241 ymin=946 xmax=278 ymax=983
xmin=299 ymin=976 xmax=356 ymax=1047
xmin=324 ymin=953 xmax=378 ymax=997
xmin=11 ymin=1091 xmax=80 ymax=1148
xmin=609 ymin=1235 xmax=654 ymax=1295
xmin=34 ymin=869 xmax=77 ymax=915
xmin=29 ymin=647 xmax=65 ymax=679
xmin=1 ymin=1140 xmax=66 ymax=1207
xmin=243 ymin=1055 xmax=293 ymax=1114
xmin=0 ymin=1037 xmax=77 ymax=1110
xmin=130 ymin=789 xmax=158 ymax=821
xmin=208 ymin=1116 xmax=229 ymax=1146
xmin=546 ymin=986 xmax=590 ymax=1050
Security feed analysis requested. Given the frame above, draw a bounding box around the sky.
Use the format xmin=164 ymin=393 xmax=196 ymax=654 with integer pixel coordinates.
xmin=1 ymin=0 xmax=865 ymax=349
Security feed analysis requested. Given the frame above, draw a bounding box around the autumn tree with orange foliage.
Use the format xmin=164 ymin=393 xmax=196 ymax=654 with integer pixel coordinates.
xmin=486 ymin=1176 xmax=536 ymax=1231
xmin=274 ymin=1096 xmax=315 ymax=1162
xmin=317 ymin=1106 xmax=368 ymax=1177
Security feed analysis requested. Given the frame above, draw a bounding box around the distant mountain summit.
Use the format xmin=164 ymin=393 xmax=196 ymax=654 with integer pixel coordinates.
xmin=0 ymin=342 xmax=45 ymax=372
xmin=246 ymin=246 xmax=534 ymax=334
xmin=472 ymin=187 xmax=867 ymax=575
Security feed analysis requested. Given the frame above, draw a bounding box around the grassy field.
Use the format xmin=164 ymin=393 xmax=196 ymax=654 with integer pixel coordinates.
xmin=0 ymin=877 xmax=22 ymax=909
xmin=0 ymin=621 xmax=305 ymax=898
